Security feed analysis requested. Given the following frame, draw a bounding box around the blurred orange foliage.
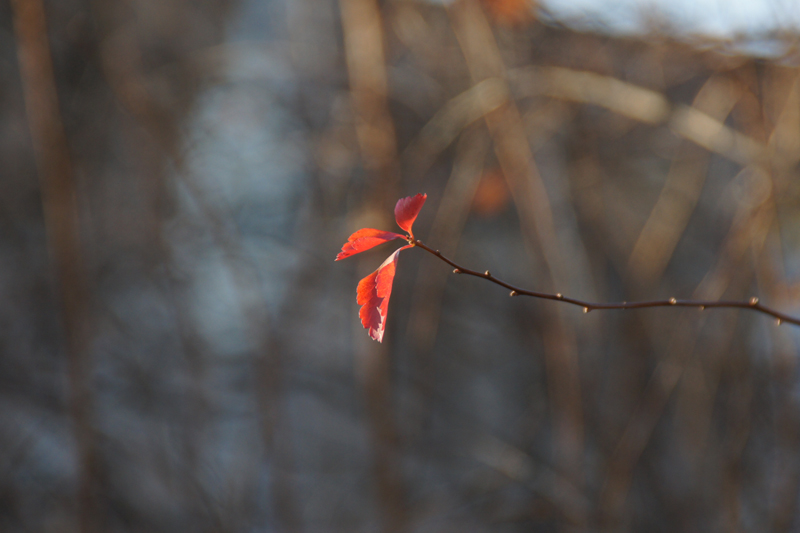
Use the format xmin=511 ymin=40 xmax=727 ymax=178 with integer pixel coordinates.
xmin=481 ymin=0 xmax=536 ymax=26
xmin=472 ymin=168 xmax=510 ymax=216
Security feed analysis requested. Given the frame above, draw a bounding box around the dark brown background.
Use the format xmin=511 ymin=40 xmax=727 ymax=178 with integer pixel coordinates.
xmin=3 ymin=0 xmax=800 ymax=531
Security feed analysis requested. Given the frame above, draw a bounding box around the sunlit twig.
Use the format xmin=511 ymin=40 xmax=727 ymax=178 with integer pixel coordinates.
xmin=411 ymin=239 xmax=800 ymax=327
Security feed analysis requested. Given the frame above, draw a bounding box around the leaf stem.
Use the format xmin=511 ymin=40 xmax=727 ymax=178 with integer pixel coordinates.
xmin=410 ymin=239 xmax=800 ymax=328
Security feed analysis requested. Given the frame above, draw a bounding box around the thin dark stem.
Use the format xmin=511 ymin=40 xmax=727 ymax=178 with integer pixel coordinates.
xmin=410 ymin=239 xmax=800 ymax=328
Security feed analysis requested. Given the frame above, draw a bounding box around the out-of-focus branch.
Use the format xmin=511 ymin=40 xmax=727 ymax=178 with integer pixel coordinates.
xmin=338 ymin=1 xmax=407 ymax=530
xmin=338 ymin=0 xmax=400 ymax=203
xmin=410 ymin=239 xmax=800 ymax=327
xmin=626 ymin=75 xmax=740 ymax=289
xmin=509 ymin=66 xmax=773 ymax=167
xmin=10 ymin=0 xmax=98 ymax=532
xmin=599 ymin=182 xmax=776 ymax=523
xmin=447 ymin=2 xmax=587 ymax=512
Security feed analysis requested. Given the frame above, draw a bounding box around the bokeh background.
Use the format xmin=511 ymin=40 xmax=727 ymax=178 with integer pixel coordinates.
xmin=3 ymin=0 xmax=800 ymax=531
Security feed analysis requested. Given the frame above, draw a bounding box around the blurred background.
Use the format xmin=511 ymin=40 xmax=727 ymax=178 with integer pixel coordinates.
xmin=3 ymin=0 xmax=800 ymax=531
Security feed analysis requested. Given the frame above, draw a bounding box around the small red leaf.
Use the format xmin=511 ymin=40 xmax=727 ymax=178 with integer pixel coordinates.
xmin=356 ymin=245 xmax=411 ymax=342
xmin=336 ymin=228 xmax=405 ymax=261
xmin=394 ymin=193 xmax=427 ymax=237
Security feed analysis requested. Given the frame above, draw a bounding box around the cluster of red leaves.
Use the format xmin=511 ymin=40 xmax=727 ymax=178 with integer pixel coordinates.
xmin=336 ymin=194 xmax=427 ymax=342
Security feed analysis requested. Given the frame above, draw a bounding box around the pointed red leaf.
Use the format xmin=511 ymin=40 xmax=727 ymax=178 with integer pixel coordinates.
xmin=336 ymin=228 xmax=406 ymax=261
xmin=356 ymin=245 xmax=411 ymax=342
xmin=394 ymin=193 xmax=427 ymax=237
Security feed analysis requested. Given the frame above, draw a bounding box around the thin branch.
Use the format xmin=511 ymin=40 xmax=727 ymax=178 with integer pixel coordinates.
xmin=410 ymin=239 xmax=800 ymax=328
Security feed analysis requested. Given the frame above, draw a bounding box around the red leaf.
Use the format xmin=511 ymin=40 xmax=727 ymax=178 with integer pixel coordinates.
xmin=336 ymin=228 xmax=405 ymax=261
xmin=356 ymin=245 xmax=411 ymax=342
xmin=394 ymin=193 xmax=427 ymax=237
xmin=337 ymin=194 xmax=427 ymax=341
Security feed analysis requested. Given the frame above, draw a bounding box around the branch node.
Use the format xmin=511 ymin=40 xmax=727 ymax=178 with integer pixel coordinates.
xmin=699 ymin=306 xmax=705 ymax=311
xmin=777 ymin=319 xmax=782 ymax=326
xmin=583 ymin=307 xmax=590 ymax=313
xmin=669 ymin=298 xmax=677 ymax=305
xmin=556 ymin=293 xmax=563 ymax=299
xmin=484 ymin=270 xmax=491 ymax=277
xmin=510 ymin=290 xmax=518 ymax=297
xmin=749 ymin=297 xmax=759 ymax=306
xmin=453 ymin=268 xmax=461 ymax=274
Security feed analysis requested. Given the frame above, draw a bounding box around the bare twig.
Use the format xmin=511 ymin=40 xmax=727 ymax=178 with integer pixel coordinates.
xmin=410 ymin=239 xmax=800 ymax=327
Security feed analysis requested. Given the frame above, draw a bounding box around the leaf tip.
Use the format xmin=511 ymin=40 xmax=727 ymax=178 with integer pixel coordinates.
xmin=394 ymin=193 xmax=427 ymax=236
